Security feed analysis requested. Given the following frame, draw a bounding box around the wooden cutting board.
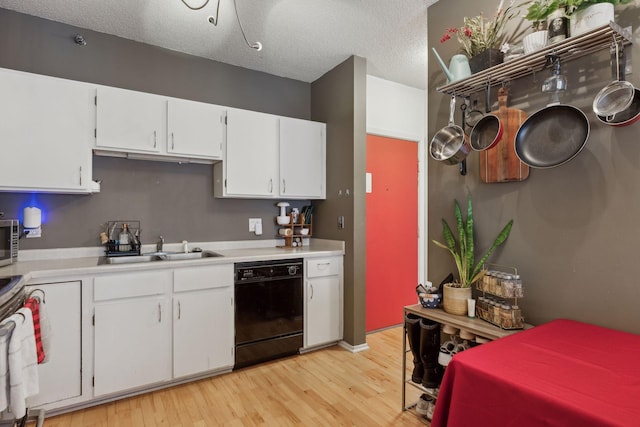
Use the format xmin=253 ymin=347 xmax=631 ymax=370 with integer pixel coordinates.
xmin=480 ymin=87 xmax=530 ymax=183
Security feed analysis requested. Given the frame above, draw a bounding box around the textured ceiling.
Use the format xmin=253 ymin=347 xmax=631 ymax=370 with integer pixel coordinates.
xmin=0 ymin=0 xmax=438 ymax=90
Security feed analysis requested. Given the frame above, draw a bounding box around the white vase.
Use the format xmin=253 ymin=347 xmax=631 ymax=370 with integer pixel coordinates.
xmin=570 ymin=3 xmax=614 ymax=38
xmin=523 ymin=30 xmax=548 ymax=55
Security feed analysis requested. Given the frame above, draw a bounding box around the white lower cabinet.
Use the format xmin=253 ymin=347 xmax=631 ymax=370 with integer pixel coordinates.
xmin=304 ymin=257 xmax=343 ymax=349
xmin=93 ymin=271 xmax=172 ymax=396
xmin=91 ymin=265 xmax=234 ymax=397
xmin=173 ymin=265 xmax=234 ymax=378
xmin=26 ymin=281 xmax=82 ymax=407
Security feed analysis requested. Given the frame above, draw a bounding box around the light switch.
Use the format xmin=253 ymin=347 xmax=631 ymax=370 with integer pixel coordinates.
xmin=249 ymin=218 xmax=262 ymax=232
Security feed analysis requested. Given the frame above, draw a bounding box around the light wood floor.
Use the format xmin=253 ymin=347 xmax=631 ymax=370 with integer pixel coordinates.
xmin=42 ymin=327 xmax=428 ymax=426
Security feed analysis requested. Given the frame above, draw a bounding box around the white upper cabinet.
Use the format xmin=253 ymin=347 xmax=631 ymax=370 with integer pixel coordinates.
xmin=167 ymin=98 xmax=225 ymax=159
xmin=280 ymin=117 xmax=326 ymax=199
xmin=214 ymin=111 xmax=327 ymax=200
xmin=0 ymin=68 xmax=94 ymax=193
xmin=95 ymin=86 xmax=224 ymax=162
xmin=218 ymin=108 xmax=279 ymax=197
xmin=95 ymin=86 xmax=165 ymax=154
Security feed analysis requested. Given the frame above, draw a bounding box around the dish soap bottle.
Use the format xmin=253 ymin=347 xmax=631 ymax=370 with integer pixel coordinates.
xmin=119 ymin=223 xmax=131 ymax=252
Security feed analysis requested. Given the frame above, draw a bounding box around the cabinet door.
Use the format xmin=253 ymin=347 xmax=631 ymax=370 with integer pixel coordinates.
xmin=280 ymin=118 xmax=326 ymax=199
xmin=167 ymin=98 xmax=224 ymax=159
xmin=305 ymin=276 xmax=342 ymax=348
xmin=26 ymin=281 xmax=81 ymax=407
xmin=173 ymin=286 xmax=233 ymax=378
xmin=224 ymin=109 xmax=279 ymax=197
xmin=0 ymin=69 xmax=93 ymax=193
xmin=94 ymin=296 xmax=171 ymax=396
xmin=95 ymin=86 xmax=165 ymax=153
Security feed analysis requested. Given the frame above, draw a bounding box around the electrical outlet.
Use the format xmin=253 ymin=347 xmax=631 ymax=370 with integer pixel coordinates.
xmin=249 ymin=218 xmax=261 ymax=232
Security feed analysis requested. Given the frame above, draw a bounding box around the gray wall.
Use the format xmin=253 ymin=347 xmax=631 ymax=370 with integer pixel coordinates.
xmin=311 ymin=56 xmax=368 ymax=346
xmin=427 ymin=2 xmax=640 ymax=334
xmin=0 ymin=8 xmax=310 ymax=248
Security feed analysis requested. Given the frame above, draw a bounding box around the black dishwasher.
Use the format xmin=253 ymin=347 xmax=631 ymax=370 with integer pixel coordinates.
xmin=234 ymin=258 xmax=303 ymax=369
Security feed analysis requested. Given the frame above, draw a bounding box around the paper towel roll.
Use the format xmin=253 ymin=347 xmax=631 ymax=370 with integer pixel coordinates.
xmin=278 ymin=228 xmax=293 ymax=236
xmin=23 ymin=207 xmax=42 ymax=228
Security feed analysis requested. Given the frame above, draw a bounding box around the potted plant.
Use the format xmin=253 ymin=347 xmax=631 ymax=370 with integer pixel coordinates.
xmin=522 ymin=0 xmax=558 ymax=53
xmin=524 ymin=0 xmax=561 ymax=30
xmin=440 ymin=0 xmax=520 ymax=72
xmin=564 ymin=0 xmax=633 ymax=36
xmin=432 ymin=196 xmax=513 ymax=315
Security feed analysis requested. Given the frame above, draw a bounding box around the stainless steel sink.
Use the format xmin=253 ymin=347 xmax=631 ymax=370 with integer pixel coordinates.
xmin=100 ymin=250 xmax=223 ymax=265
xmin=151 ymin=251 xmax=224 ymax=261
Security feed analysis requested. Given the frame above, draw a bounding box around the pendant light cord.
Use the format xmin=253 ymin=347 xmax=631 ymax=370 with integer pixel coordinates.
xmin=233 ymin=0 xmax=262 ymax=51
xmin=181 ymin=0 xmax=210 ymax=10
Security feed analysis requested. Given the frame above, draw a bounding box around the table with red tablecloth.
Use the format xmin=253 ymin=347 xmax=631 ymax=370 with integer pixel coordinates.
xmin=431 ymin=319 xmax=640 ymax=427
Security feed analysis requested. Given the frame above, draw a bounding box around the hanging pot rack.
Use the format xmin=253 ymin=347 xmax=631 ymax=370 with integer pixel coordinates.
xmin=436 ymin=22 xmax=632 ymax=98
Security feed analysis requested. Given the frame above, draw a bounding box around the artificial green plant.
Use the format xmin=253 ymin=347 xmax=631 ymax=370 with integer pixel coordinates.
xmin=432 ymin=196 xmax=513 ymax=288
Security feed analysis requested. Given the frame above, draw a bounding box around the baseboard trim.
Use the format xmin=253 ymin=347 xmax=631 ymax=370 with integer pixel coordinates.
xmin=338 ymin=340 xmax=370 ymax=353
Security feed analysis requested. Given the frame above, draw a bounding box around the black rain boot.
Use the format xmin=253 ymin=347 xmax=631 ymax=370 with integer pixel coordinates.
xmin=405 ymin=313 xmax=424 ymax=383
xmin=419 ymin=318 xmax=442 ymax=388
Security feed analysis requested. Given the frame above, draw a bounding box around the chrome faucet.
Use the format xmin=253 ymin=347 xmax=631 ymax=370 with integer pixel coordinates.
xmin=157 ymin=235 xmax=164 ymax=252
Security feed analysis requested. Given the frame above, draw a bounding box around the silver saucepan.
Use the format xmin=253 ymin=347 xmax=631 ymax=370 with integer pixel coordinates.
xmin=430 ymin=96 xmax=471 ymax=165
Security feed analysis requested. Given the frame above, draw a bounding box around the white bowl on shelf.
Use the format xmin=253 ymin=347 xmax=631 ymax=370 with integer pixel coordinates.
xmin=299 ymin=228 xmax=309 ymax=236
xmin=276 ymin=216 xmax=290 ymax=225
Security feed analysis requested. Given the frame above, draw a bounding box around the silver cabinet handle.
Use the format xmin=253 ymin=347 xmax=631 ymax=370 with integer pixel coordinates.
xmin=79 ymin=166 xmax=82 ymax=186
xmin=282 ymin=179 xmax=286 ymax=194
xmin=153 ymin=130 xmax=157 ymax=148
xmin=171 ymin=132 xmax=175 ymax=150
xmin=158 ymin=303 xmax=162 ymax=323
xmin=310 ymin=284 xmax=314 ymax=300
xmin=269 ymin=179 xmax=273 ymax=193
xmin=178 ymin=301 xmax=181 ymax=320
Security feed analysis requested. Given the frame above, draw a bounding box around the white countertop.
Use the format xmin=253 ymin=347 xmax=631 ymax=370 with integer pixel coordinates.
xmin=0 ymin=238 xmax=344 ymax=282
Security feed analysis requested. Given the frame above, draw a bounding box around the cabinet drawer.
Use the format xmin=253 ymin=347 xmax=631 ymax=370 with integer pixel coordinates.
xmin=94 ymin=270 xmax=172 ymax=301
xmin=306 ymin=257 xmax=341 ymax=278
xmin=173 ymin=264 xmax=233 ymax=292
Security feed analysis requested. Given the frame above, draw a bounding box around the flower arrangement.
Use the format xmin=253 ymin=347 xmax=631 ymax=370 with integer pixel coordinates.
xmin=440 ymin=0 xmax=520 ymax=57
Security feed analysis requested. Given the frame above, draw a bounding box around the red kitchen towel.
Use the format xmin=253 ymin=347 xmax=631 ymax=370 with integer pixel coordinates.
xmin=23 ymin=298 xmax=45 ymax=364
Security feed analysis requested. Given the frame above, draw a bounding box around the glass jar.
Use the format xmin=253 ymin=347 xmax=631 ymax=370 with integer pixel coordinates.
xmin=500 ymin=304 xmax=513 ymax=328
xmin=482 ymin=271 xmax=491 ymax=292
xmin=512 ymin=305 xmax=523 ymax=329
xmin=514 ymin=275 xmax=523 ymax=298
xmin=492 ymin=301 xmax=501 ymax=324
xmin=502 ymin=274 xmax=515 ymax=298
xmin=489 ymin=272 xmax=497 ymax=295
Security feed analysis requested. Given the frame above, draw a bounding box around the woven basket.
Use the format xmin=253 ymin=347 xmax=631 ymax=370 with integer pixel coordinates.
xmin=442 ymin=284 xmax=472 ymax=316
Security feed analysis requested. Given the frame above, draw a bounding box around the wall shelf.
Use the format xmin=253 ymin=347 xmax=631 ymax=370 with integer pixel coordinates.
xmin=436 ymin=22 xmax=633 ymax=98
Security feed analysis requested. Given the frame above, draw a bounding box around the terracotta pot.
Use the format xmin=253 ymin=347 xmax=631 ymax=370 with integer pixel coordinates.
xmin=442 ymin=284 xmax=472 ymax=316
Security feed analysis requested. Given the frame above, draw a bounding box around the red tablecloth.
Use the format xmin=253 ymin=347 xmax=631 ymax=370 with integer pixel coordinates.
xmin=431 ymin=319 xmax=640 ymax=427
